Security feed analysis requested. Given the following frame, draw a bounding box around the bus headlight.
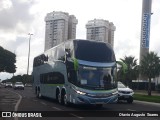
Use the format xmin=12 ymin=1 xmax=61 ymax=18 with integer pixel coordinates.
xmin=76 ymin=90 xmax=86 ymax=95
xmin=112 ymin=91 xmax=118 ymax=95
xmin=72 ymin=87 xmax=86 ymax=95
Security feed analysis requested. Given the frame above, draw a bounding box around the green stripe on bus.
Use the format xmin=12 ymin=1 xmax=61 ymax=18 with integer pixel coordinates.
xmin=45 ymin=84 xmax=64 ymax=86
xmin=91 ymin=89 xmax=116 ymax=92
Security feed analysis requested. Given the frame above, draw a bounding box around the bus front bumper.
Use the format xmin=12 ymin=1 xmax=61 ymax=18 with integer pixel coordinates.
xmin=74 ymin=94 xmax=118 ymax=104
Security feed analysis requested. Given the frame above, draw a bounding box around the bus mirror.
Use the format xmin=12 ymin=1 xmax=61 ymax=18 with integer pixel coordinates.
xmin=65 ymin=48 xmax=71 ymax=58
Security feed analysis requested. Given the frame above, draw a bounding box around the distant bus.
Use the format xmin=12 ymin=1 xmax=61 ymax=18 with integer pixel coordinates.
xmin=32 ymin=39 xmax=118 ymax=107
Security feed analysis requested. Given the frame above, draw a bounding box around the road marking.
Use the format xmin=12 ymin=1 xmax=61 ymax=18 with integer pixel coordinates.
xmin=41 ymin=102 xmax=47 ymax=106
xmin=127 ymin=109 xmax=136 ymax=111
xmin=0 ymin=98 xmax=18 ymax=101
xmin=70 ymin=113 xmax=84 ymax=119
xmin=4 ymin=96 xmax=17 ymax=98
xmin=0 ymin=102 xmax=16 ymax=105
xmin=52 ymin=107 xmax=62 ymax=111
xmin=6 ymin=89 xmax=22 ymax=111
xmin=33 ymin=99 xmax=38 ymax=102
xmin=6 ymin=89 xmax=22 ymax=120
xmin=0 ymin=90 xmax=18 ymax=106
xmin=0 ymin=99 xmax=17 ymax=103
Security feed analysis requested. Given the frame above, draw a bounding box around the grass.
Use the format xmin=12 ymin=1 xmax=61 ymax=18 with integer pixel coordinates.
xmin=134 ymin=94 xmax=160 ymax=103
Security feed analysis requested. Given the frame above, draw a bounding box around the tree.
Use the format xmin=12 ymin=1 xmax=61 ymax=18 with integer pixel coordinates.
xmin=140 ymin=52 xmax=160 ymax=96
xmin=120 ymin=56 xmax=139 ymax=88
xmin=117 ymin=61 xmax=128 ymax=82
xmin=3 ymin=74 xmax=32 ymax=84
xmin=0 ymin=46 xmax=16 ymax=73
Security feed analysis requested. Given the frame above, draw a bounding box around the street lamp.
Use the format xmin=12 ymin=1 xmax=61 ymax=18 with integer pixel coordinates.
xmin=27 ymin=33 xmax=33 ymax=76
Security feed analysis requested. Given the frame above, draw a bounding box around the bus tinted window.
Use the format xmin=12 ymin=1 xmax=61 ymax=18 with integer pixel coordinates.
xmin=74 ymin=40 xmax=115 ymax=62
xmin=57 ymin=45 xmax=65 ymax=61
xmin=40 ymin=72 xmax=65 ymax=84
xmin=33 ymin=54 xmax=48 ymax=67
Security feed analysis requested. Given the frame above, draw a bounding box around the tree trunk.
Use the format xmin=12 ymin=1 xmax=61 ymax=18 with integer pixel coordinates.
xmin=148 ymin=78 xmax=152 ymax=96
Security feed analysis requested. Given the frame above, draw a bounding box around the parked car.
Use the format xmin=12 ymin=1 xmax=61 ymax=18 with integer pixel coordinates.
xmin=14 ymin=82 xmax=24 ymax=90
xmin=5 ymin=82 xmax=13 ymax=88
xmin=118 ymin=81 xmax=134 ymax=103
xmin=25 ymin=83 xmax=32 ymax=87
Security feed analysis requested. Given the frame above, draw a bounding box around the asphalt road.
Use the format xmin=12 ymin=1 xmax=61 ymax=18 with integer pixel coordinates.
xmin=0 ymin=87 xmax=160 ymax=120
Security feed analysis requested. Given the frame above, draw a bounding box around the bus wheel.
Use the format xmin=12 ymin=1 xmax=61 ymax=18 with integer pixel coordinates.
xmin=58 ymin=93 xmax=61 ymax=104
xmin=37 ymin=90 xmax=42 ymax=98
xmin=56 ymin=89 xmax=60 ymax=102
xmin=63 ymin=93 xmax=68 ymax=106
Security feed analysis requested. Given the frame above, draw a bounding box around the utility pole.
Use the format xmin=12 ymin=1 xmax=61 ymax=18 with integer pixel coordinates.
xmin=27 ymin=33 xmax=33 ymax=76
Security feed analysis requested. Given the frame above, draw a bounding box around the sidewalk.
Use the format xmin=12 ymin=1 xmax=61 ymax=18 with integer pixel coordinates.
xmin=134 ymin=90 xmax=160 ymax=96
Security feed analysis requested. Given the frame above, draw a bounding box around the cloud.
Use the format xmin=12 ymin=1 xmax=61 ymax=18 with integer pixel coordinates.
xmin=0 ymin=0 xmax=35 ymax=33
xmin=0 ymin=0 xmax=12 ymax=11
xmin=0 ymin=0 xmax=37 ymax=53
xmin=0 ymin=0 xmax=37 ymax=80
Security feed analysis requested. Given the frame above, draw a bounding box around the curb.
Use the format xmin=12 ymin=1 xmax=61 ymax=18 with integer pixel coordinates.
xmin=134 ymin=100 xmax=160 ymax=106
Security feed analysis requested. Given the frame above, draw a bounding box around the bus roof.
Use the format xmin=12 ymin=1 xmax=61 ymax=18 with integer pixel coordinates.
xmin=34 ymin=39 xmax=113 ymax=59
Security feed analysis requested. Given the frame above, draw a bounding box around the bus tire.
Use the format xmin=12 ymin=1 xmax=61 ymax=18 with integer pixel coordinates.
xmin=58 ymin=92 xmax=61 ymax=104
xmin=63 ymin=93 xmax=68 ymax=106
xmin=56 ymin=89 xmax=60 ymax=102
xmin=36 ymin=87 xmax=38 ymax=97
xmin=61 ymin=90 xmax=68 ymax=106
xmin=37 ymin=88 xmax=42 ymax=99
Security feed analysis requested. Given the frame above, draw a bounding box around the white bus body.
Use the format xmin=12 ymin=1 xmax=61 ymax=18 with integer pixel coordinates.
xmin=33 ymin=39 xmax=118 ymax=106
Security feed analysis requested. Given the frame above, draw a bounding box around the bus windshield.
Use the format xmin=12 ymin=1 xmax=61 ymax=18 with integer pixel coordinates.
xmin=77 ymin=65 xmax=117 ymax=90
xmin=74 ymin=40 xmax=115 ymax=62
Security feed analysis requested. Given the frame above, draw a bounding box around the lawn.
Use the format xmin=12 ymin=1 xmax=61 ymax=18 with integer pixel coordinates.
xmin=134 ymin=94 xmax=160 ymax=103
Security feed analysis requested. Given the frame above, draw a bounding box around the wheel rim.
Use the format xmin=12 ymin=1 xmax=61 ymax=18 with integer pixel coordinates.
xmin=58 ymin=93 xmax=61 ymax=103
xmin=37 ymin=91 xmax=41 ymax=98
xmin=39 ymin=92 xmax=41 ymax=97
xmin=64 ymin=94 xmax=67 ymax=105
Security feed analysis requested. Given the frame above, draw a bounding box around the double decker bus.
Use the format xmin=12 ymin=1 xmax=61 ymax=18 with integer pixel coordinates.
xmin=32 ymin=39 xmax=118 ymax=107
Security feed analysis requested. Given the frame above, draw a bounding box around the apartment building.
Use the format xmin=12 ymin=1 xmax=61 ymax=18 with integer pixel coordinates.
xmin=86 ymin=19 xmax=116 ymax=48
xmin=44 ymin=11 xmax=78 ymax=51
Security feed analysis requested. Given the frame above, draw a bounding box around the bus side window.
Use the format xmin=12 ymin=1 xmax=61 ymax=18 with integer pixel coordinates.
xmin=51 ymin=72 xmax=65 ymax=84
xmin=40 ymin=74 xmax=45 ymax=84
xmin=40 ymin=72 xmax=65 ymax=84
xmin=57 ymin=46 xmax=65 ymax=61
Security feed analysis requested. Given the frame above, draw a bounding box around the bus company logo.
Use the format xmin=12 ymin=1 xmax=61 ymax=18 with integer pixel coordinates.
xmin=2 ymin=112 xmax=11 ymax=117
xmin=141 ymin=13 xmax=150 ymax=48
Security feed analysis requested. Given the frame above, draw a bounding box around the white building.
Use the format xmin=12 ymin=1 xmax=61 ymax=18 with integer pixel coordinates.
xmin=108 ymin=22 xmax=116 ymax=48
xmin=44 ymin=11 xmax=78 ymax=51
xmin=86 ymin=19 xmax=116 ymax=48
xmin=154 ymin=76 xmax=160 ymax=85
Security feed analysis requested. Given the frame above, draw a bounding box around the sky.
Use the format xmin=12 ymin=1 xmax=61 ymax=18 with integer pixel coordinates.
xmin=0 ymin=0 xmax=160 ymax=80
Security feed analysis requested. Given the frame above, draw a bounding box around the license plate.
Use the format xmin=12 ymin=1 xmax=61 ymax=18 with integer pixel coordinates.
xmin=124 ymin=96 xmax=129 ymax=98
xmin=95 ymin=102 xmax=104 ymax=104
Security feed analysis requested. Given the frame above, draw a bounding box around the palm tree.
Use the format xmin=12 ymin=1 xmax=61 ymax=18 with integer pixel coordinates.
xmin=120 ymin=56 xmax=139 ymax=88
xmin=117 ymin=61 xmax=127 ymax=83
xmin=140 ymin=52 xmax=160 ymax=96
